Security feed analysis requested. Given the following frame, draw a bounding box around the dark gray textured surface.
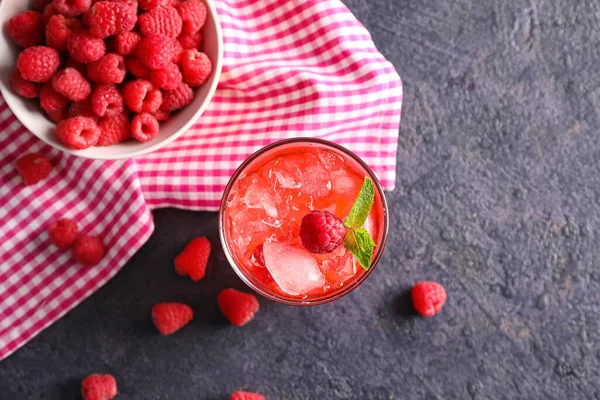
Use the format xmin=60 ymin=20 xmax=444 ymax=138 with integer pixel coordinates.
xmin=2 ymin=0 xmax=600 ymax=398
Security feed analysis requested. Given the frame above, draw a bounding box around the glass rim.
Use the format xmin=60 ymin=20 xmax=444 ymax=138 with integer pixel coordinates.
xmin=218 ymin=137 xmax=390 ymax=306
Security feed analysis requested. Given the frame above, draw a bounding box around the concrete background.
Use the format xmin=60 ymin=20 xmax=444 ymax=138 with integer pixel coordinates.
xmin=2 ymin=0 xmax=600 ymax=398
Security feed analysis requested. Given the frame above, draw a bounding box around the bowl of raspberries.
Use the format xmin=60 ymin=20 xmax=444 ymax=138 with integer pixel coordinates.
xmin=0 ymin=0 xmax=222 ymax=159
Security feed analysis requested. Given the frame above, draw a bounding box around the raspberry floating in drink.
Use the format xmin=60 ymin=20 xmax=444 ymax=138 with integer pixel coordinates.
xmin=221 ymin=139 xmax=388 ymax=304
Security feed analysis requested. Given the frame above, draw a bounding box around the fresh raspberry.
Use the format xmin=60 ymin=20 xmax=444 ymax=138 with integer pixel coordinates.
xmin=17 ymin=46 xmax=60 ymax=83
xmin=178 ymin=31 xmax=202 ymax=50
xmin=151 ymin=109 xmax=170 ymax=121
xmin=15 ymin=153 xmax=52 ymax=186
xmin=68 ymin=30 xmax=106 ymax=63
xmin=131 ymin=112 xmax=159 ymax=142
xmin=11 ymin=70 xmax=40 ymax=99
xmin=411 ymin=282 xmax=447 ymax=317
xmin=173 ymin=237 xmax=211 ymax=281
xmin=65 ymin=57 xmax=87 ymax=75
xmin=57 ymin=116 xmax=101 ymax=149
xmin=33 ymin=0 xmax=53 ymax=11
xmin=46 ymin=15 xmax=83 ymax=53
xmin=68 ymin=98 xmax=97 ymax=119
xmin=43 ymin=3 xmax=60 ymax=24
xmin=8 ymin=11 xmax=45 ymax=48
xmin=52 ymin=68 xmax=92 ymax=101
xmin=181 ymin=49 xmax=211 ymax=87
xmin=48 ymin=218 xmax=79 ymax=249
xmin=138 ymin=6 xmax=183 ymax=38
xmin=126 ymin=57 xmax=151 ymax=79
xmin=88 ymin=1 xmax=137 ymax=38
xmin=160 ymin=81 xmax=193 ymax=112
xmin=230 ymin=392 xmax=266 ymax=400
xmin=97 ymin=113 xmax=131 ymax=145
xmin=53 ymin=0 xmax=92 ymax=17
xmin=91 ymin=84 xmax=124 ymax=117
xmin=114 ymin=31 xmax=142 ymax=55
xmin=123 ymin=79 xmax=162 ymax=112
xmin=151 ymin=302 xmax=193 ymax=335
xmin=300 ymin=210 xmax=346 ymax=254
xmin=136 ymin=34 xmax=174 ymax=70
xmin=81 ymin=374 xmax=117 ymax=400
xmin=47 ymin=108 xmax=70 ymax=122
xmin=40 ymin=83 xmax=70 ymax=113
xmin=138 ymin=0 xmax=169 ymax=10
xmin=150 ymin=62 xmax=182 ymax=90
xmin=87 ymin=53 xmax=126 ymax=84
xmin=217 ymin=289 xmax=259 ymax=327
xmin=177 ymin=1 xmax=206 ymax=35
xmin=72 ymin=235 xmax=105 ymax=265
xmin=171 ymin=38 xmax=184 ymax=64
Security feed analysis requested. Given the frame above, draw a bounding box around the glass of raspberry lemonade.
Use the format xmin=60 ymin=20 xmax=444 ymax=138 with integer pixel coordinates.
xmin=219 ymin=138 xmax=389 ymax=305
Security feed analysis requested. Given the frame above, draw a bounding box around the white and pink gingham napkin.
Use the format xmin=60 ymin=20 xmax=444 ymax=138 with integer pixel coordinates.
xmin=0 ymin=0 xmax=402 ymax=360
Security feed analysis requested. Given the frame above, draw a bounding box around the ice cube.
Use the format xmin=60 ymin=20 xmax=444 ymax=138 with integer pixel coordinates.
xmin=321 ymin=250 xmax=357 ymax=287
xmin=297 ymin=158 xmax=331 ymax=197
xmin=331 ymin=170 xmax=361 ymax=195
xmin=263 ymin=242 xmax=326 ymax=296
xmin=241 ymin=173 xmax=281 ymax=218
xmin=317 ymin=149 xmax=345 ymax=171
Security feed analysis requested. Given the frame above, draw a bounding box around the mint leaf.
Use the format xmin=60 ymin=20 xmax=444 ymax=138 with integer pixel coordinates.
xmin=344 ymin=177 xmax=375 ymax=229
xmin=344 ymin=228 xmax=376 ymax=270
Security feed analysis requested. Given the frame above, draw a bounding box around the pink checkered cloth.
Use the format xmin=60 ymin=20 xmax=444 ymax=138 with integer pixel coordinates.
xmin=0 ymin=0 xmax=402 ymax=360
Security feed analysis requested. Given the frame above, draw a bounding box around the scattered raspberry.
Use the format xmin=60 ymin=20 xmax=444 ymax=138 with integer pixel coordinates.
xmin=152 ymin=302 xmax=193 ymax=335
xmin=114 ymin=31 xmax=141 ymax=55
xmin=151 ymin=109 xmax=170 ymax=121
xmin=17 ymin=46 xmax=60 ymax=83
xmin=8 ymin=11 xmax=45 ymax=48
xmin=43 ymin=3 xmax=60 ymax=24
xmin=171 ymin=38 xmax=184 ymax=64
xmin=97 ymin=113 xmax=131 ymax=145
xmin=87 ymin=53 xmax=126 ymax=84
xmin=123 ymin=79 xmax=162 ymax=112
xmin=45 ymin=15 xmax=83 ymax=52
xmin=131 ymin=112 xmax=159 ymax=142
xmin=81 ymin=374 xmax=117 ymax=400
xmin=138 ymin=0 xmax=163 ymax=10
xmin=15 ymin=153 xmax=52 ymax=186
xmin=91 ymin=84 xmax=124 ymax=117
xmin=177 ymin=1 xmax=207 ymax=35
xmin=136 ymin=34 xmax=174 ymax=70
xmin=40 ymin=83 xmax=70 ymax=113
xmin=57 ymin=116 xmax=101 ymax=149
xmin=138 ymin=6 xmax=183 ymax=38
xmin=173 ymin=237 xmax=211 ymax=281
xmin=11 ymin=69 xmax=40 ymax=99
xmin=65 ymin=57 xmax=87 ymax=75
xmin=230 ymin=392 xmax=266 ymax=400
xmin=150 ymin=62 xmax=182 ymax=90
xmin=178 ymin=31 xmax=202 ymax=50
xmin=68 ymin=98 xmax=97 ymax=119
xmin=68 ymin=30 xmax=106 ymax=63
xmin=411 ymin=281 xmax=447 ymax=317
xmin=300 ymin=210 xmax=346 ymax=254
xmin=72 ymin=235 xmax=105 ymax=265
xmin=217 ymin=289 xmax=259 ymax=327
xmin=53 ymin=0 xmax=92 ymax=17
xmin=181 ymin=49 xmax=211 ymax=87
xmin=47 ymin=108 xmax=69 ymax=122
xmin=52 ymin=68 xmax=92 ymax=101
xmin=89 ymin=0 xmax=137 ymax=38
xmin=33 ymin=0 xmax=53 ymax=11
xmin=126 ymin=57 xmax=151 ymax=79
xmin=160 ymin=81 xmax=193 ymax=112
xmin=48 ymin=218 xmax=79 ymax=249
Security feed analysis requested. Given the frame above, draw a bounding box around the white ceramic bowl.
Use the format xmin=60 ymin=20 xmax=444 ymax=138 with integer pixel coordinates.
xmin=0 ymin=0 xmax=223 ymax=160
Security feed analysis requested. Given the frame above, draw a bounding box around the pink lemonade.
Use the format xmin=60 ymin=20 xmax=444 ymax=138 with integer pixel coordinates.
xmin=220 ymin=139 xmax=388 ymax=304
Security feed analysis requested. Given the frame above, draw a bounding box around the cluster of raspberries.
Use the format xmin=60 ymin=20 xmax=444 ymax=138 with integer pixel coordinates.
xmin=8 ymin=0 xmax=213 ymax=150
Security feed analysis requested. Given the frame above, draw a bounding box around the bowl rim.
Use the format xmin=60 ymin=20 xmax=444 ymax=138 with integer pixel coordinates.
xmin=0 ymin=0 xmax=224 ymax=161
